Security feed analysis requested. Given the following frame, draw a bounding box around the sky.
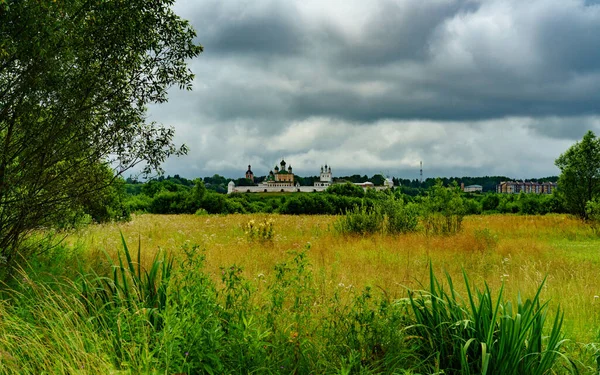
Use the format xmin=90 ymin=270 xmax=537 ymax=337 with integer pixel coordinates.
xmin=146 ymin=0 xmax=600 ymax=181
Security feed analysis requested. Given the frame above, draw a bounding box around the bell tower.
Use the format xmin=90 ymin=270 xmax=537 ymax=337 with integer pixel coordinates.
xmin=245 ymin=165 xmax=254 ymax=182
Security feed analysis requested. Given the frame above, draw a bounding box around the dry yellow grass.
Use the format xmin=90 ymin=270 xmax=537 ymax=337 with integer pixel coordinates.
xmin=68 ymin=213 xmax=600 ymax=343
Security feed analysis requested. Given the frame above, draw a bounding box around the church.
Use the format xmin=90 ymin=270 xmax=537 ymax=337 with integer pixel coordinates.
xmin=264 ymin=159 xmax=295 ymax=186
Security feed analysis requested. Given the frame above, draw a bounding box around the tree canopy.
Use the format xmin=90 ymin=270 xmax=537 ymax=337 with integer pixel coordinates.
xmin=555 ymin=130 xmax=600 ymax=219
xmin=0 ymin=0 xmax=202 ymax=265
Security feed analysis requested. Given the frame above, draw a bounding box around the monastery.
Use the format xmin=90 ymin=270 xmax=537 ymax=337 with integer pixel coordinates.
xmin=227 ymin=160 xmax=392 ymax=194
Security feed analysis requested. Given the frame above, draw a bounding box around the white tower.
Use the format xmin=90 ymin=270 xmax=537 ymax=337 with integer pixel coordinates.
xmin=320 ymin=164 xmax=332 ymax=183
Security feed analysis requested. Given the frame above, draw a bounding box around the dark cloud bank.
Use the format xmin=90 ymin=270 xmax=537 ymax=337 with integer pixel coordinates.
xmin=146 ymin=0 xmax=600 ymax=180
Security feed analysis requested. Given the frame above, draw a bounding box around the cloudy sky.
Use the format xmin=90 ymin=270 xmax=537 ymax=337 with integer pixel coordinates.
xmin=147 ymin=0 xmax=600 ymax=180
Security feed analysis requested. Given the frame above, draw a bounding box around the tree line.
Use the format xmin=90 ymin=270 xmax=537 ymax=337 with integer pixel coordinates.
xmin=111 ymin=178 xmax=566 ymax=217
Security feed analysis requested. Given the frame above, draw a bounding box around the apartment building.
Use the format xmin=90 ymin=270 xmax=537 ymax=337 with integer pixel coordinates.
xmin=496 ymin=181 xmax=557 ymax=194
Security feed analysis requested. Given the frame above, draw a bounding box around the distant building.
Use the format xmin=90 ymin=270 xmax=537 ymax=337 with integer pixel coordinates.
xmin=314 ymin=165 xmax=332 ymax=187
xmin=354 ymin=181 xmax=374 ymax=188
xmin=463 ymin=184 xmax=483 ymax=193
xmin=245 ymin=165 xmax=254 ymax=182
xmin=264 ymin=159 xmax=295 ymax=187
xmin=496 ymin=181 xmax=557 ymax=194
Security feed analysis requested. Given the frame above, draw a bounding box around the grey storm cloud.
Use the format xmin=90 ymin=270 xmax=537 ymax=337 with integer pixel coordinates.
xmin=144 ymin=0 xmax=600 ymax=179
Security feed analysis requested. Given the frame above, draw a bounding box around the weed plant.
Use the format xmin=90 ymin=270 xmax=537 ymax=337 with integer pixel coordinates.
xmin=406 ymin=266 xmax=576 ymax=374
xmin=244 ymin=217 xmax=275 ymax=241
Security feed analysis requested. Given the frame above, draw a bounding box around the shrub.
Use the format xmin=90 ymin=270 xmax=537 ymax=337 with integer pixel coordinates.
xmin=149 ymin=191 xmax=189 ymax=214
xmin=421 ymin=181 xmax=466 ymax=235
xmin=124 ymin=193 xmax=152 ymax=213
xmin=280 ymin=194 xmax=334 ymax=215
xmin=224 ymin=198 xmax=247 ymax=214
xmin=194 ymin=208 xmax=208 ymax=216
xmin=380 ymin=198 xmax=419 ymax=234
xmin=481 ymin=194 xmax=500 ymax=211
xmin=464 ymin=198 xmax=482 ymax=215
xmin=335 ymin=198 xmax=419 ymax=235
xmin=201 ymin=192 xmax=228 ymax=214
xmin=326 ymin=182 xmax=365 ymax=198
xmin=334 ymin=205 xmax=383 ymax=235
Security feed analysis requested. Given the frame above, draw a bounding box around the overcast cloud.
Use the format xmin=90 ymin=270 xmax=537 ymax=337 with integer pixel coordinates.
xmin=146 ymin=0 xmax=600 ymax=180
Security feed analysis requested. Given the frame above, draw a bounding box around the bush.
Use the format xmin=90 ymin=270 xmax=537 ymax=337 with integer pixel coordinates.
xmin=149 ymin=191 xmax=190 ymax=214
xmin=224 ymin=199 xmax=247 ymax=214
xmin=421 ymin=181 xmax=466 ymax=235
xmin=201 ymin=192 xmax=228 ymax=214
xmin=464 ymin=197 xmax=482 ymax=215
xmin=326 ymin=182 xmax=365 ymax=198
xmin=481 ymin=194 xmax=500 ymax=211
xmin=335 ymin=198 xmax=419 ymax=235
xmin=380 ymin=198 xmax=420 ymax=234
xmin=280 ymin=194 xmax=334 ymax=215
xmin=519 ymin=194 xmax=542 ymax=215
xmin=334 ymin=205 xmax=383 ymax=235
xmin=124 ymin=193 xmax=152 ymax=213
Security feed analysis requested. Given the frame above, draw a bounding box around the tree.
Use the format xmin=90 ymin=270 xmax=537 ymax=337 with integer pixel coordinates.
xmin=0 ymin=0 xmax=202 ymax=267
xmin=420 ymin=180 xmax=466 ymax=235
xmin=369 ymin=174 xmax=386 ymax=186
xmin=325 ymin=182 xmax=365 ymax=198
xmin=555 ymin=130 xmax=600 ymax=219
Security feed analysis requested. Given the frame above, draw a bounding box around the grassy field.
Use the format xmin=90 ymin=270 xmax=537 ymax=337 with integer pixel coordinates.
xmin=2 ymin=212 xmax=599 ymax=374
xmin=70 ymin=213 xmax=600 ymax=344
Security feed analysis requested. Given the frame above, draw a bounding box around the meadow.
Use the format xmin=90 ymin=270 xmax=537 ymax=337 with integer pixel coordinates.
xmin=3 ymin=212 xmax=600 ymax=374
xmin=72 ymin=213 xmax=600 ymax=337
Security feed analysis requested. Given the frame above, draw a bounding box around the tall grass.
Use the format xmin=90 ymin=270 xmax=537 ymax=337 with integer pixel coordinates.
xmin=406 ymin=265 xmax=575 ymax=374
xmin=0 ymin=224 xmax=592 ymax=373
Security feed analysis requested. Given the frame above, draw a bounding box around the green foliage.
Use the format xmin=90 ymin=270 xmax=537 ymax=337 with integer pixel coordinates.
xmin=75 ymin=170 xmax=131 ymax=223
xmin=0 ymin=240 xmax=417 ymax=373
xmin=556 ymin=130 xmax=600 ymax=219
xmin=201 ymin=191 xmax=228 ymax=214
xmin=334 ymin=205 xmax=383 ymax=235
xmin=79 ymin=234 xmax=174 ymax=332
xmin=463 ymin=197 xmax=483 ymax=215
xmin=326 ymin=182 xmax=366 ymax=198
xmin=149 ymin=191 xmax=190 ymax=214
xmin=407 ymin=267 xmax=574 ymax=375
xmin=280 ymin=194 xmax=335 ymax=215
xmin=481 ymin=194 xmax=500 ymax=211
xmin=586 ymin=198 xmax=600 ymax=222
xmin=421 ymin=181 xmax=466 ymax=235
xmin=0 ymin=233 xmax=582 ymax=374
xmin=124 ymin=193 xmax=152 ymax=213
xmin=334 ymin=198 xmax=419 ymax=235
xmin=0 ymin=0 xmax=201 ymax=268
